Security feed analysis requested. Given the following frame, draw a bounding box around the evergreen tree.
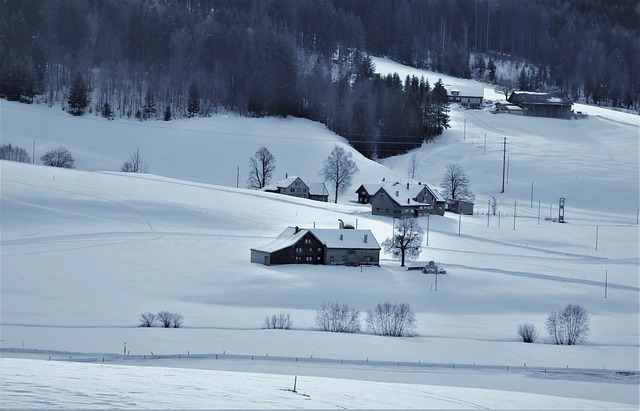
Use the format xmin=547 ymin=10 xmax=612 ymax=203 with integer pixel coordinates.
xmin=518 ymin=68 xmax=529 ymax=91
xmin=67 ymin=73 xmax=89 ymax=116
xmin=143 ymin=89 xmax=156 ymax=120
xmin=101 ymin=102 xmax=113 ymax=119
xmin=187 ymin=82 xmax=199 ymax=118
xmin=487 ymin=58 xmax=497 ymax=83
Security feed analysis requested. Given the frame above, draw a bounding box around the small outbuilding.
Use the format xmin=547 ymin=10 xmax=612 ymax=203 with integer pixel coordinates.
xmin=308 ymin=182 xmax=329 ymax=202
xmin=355 ymin=184 xmax=383 ymax=204
xmin=447 ymin=199 xmax=474 ymax=215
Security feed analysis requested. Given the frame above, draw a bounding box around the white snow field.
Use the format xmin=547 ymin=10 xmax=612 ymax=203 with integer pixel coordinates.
xmin=1 ymin=58 xmax=639 ymax=409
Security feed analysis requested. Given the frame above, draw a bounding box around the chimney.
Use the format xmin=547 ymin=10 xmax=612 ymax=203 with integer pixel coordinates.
xmin=395 ymin=191 xmax=399 ymax=197
xmin=406 ymin=182 xmax=409 ymax=189
xmin=364 ymin=234 xmax=368 ymax=243
xmin=294 ymin=226 xmax=300 ymax=234
xmin=407 ymin=198 xmax=410 ymax=204
xmin=340 ymin=234 xmax=343 ymax=241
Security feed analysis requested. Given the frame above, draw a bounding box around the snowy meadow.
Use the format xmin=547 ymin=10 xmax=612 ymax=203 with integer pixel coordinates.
xmin=1 ymin=59 xmax=639 ymax=409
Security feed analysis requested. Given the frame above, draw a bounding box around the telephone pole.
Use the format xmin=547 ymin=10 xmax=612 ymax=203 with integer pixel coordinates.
xmin=501 ymin=137 xmax=506 ymax=193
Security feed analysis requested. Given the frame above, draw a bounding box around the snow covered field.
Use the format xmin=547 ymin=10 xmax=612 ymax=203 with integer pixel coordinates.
xmin=1 ymin=58 xmax=638 ymax=408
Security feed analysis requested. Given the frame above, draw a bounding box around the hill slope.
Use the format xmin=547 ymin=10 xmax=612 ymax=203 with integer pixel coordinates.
xmin=1 ymin=58 xmax=638 ymax=407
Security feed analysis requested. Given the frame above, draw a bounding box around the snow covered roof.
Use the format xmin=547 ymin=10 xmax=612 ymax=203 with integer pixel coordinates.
xmin=308 ymin=182 xmax=329 ymax=196
xmin=251 ymin=227 xmax=380 ymax=253
xmin=251 ymin=227 xmax=306 ymax=253
xmin=425 ymin=185 xmax=445 ymax=202
xmin=508 ymin=91 xmax=572 ymax=105
xmin=311 ymin=228 xmax=380 ymax=250
xmin=375 ymin=184 xmax=431 ymax=207
xmin=446 ymin=85 xmax=484 ymax=98
xmin=263 ymin=176 xmax=308 ymax=191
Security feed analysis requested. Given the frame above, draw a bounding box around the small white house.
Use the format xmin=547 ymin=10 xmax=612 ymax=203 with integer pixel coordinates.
xmin=446 ymin=85 xmax=484 ymax=108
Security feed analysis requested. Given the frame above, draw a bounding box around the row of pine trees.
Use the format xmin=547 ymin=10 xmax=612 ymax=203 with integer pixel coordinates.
xmin=1 ymin=0 xmax=637 ymax=159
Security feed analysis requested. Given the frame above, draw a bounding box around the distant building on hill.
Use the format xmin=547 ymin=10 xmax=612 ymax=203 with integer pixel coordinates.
xmin=263 ymin=176 xmax=309 ymax=198
xmin=369 ymin=181 xmax=445 ymax=218
xmin=250 ymin=226 xmax=380 ymax=266
xmin=447 ymin=199 xmax=475 ymax=215
xmin=507 ymin=91 xmax=572 ymax=119
xmin=308 ymin=182 xmax=329 ymax=202
xmin=446 ymin=85 xmax=484 ymax=108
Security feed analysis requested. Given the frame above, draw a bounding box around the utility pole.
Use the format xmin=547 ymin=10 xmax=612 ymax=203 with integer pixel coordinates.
xmin=537 ymin=201 xmax=541 ymax=225
xmin=501 ymin=137 xmax=506 ymax=193
xmin=236 ymin=166 xmax=239 ymax=188
xmin=426 ymin=214 xmax=430 ymax=246
xmin=487 ymin=200 xmax=490 ymax=227
xmin=530 ymin=182 xmax=534 ymax=208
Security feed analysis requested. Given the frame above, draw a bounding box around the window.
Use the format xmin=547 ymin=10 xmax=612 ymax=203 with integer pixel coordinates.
xmin=296 ymin=247 xmax=303 ymax=253
xmin=305 ymin=238 xmax=311 ymax=244
xmin=306 ymin=256 xmax=312 ymax=262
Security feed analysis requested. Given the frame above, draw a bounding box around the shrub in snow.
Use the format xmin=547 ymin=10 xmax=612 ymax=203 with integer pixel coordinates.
xmin=139 ymin=312 xmax=157 ymax=327
xmin=40 ymin=146 xmax=74 ymax=168
xmin=315 ymin=302 xmax=361 ymax=333
xmin=517 ymin=323 xmax=538 ymax=343
xmin=263 ymin=313 xmax=292 ymax=330
xmin=366 ymin=302 xmax=416 ymax=337
xmin=0 ymin=143 xmax=30 ymax=163
xmin=155 ymin=311 xmax=184 ymax=328
xmin=545 ymin=304 xmax=589 ymax=345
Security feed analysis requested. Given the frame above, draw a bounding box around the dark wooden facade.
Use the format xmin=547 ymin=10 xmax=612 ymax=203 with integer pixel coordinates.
xmin=507 ymin=91 xmax=572 ymax=119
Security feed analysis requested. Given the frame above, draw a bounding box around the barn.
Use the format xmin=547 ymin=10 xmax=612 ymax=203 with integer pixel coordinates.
xmin=507 ymin=91 xmax=572 ymax=119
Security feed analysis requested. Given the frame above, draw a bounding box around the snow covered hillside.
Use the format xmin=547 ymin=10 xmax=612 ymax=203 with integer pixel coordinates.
xmin=1 ymin=58 xmax=638 ymax=408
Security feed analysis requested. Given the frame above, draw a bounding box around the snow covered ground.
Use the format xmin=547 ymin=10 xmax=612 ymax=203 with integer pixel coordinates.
xmin=1 ymin=58 xmax=638 ymax=408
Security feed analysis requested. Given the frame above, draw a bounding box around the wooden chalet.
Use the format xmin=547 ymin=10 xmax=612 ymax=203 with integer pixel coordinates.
xmin=263 ymin=176 xmax=309 ymax=199
xmin=370 ymin=182 xmax=439 ymax=218
xmin=250 ymin=226 xmax=380 ymax=266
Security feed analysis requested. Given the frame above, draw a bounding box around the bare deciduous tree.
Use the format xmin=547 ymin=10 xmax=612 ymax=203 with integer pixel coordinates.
xmin=545 ymin=304 xmax=589 ymax=345
xmin=315 ymin=302 xmax=360 ymax=333
xmin=171 ymin=312 xmax=184 ymax=328
xmin=0 ymin=143 xmax=31 ymax=163
xmin=320 ymin=145 xmax=359 ymax=203
xmin=366 ymin=302 xmax=416 ymax=337
xmin=157 ymin=310 xmax=175 ymax=328
xmin=517 ymin=322 xmax=538 ymax=343
xmin=41 ymin=146 xmax=75 ymax=168
xmin=407 ymin=153 xmax=418 ymax=179
xmin=263 ymin=312 xmax=292 ymax=330
xmin=382 ymin=217 xmax=424 ymax=267
xmin=121 ymin=149 xmax=149 ymax=173
xmin=440 ymin=163 xmax=475 ymax=202
xmin=139 ymin=312 xmax=156 ymax=327
xmin=247 ymin=146 xmax=276 ymax=189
